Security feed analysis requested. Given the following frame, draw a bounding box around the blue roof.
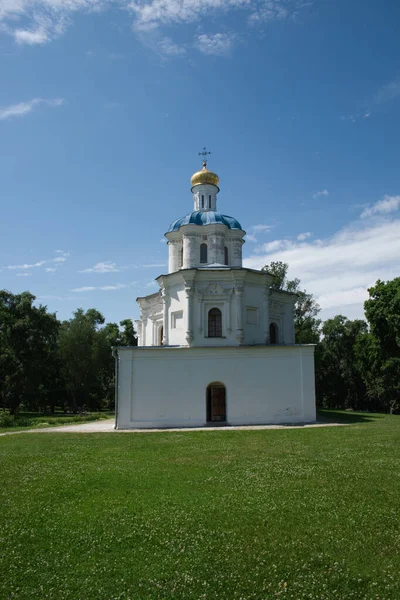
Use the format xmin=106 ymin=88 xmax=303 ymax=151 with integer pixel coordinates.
xmin=167 ymin=211 xmax=243 ymax=233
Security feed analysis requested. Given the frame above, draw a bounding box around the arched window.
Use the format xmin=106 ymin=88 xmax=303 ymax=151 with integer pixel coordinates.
xmin=208 ymin=308 xmax=222 ymax=337
xmin=206 ymin=382 xmax=226 ymax=423
xmin=179 ymin=246 xmax=183 ymax=268
xmin=224 ymin=246 xmax=229 ymax=266
xmin=269 ymin=322 xmax=278 ymax=344
xmin=208 ymin=195 xmax=212 ymax=209
xmin=201 ymin=195 xmax=205 ymax=209
xmin=200 ymin=243 xmax=208 ymax=264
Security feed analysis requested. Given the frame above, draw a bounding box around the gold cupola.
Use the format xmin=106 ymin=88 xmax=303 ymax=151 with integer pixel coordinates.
xmin=191 ymin=161 xmax=220 ymax=190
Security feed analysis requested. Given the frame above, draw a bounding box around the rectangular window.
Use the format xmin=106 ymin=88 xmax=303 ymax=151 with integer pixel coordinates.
xmin=246 ymin=307 xmax=258 ymax=325
xmin=201 ymin=195 xmax=204 ymax=208
xmin=209 ymin=195 xmax=212 ymax=208
xmin=171 ymin=311 xmax=184 ymax=329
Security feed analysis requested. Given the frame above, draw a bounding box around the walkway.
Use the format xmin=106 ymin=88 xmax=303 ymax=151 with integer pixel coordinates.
xmin=0 ymin=418 xmax=345 ymax=437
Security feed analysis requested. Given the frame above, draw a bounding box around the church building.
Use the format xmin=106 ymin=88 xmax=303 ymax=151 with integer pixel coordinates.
xmin=114 ymin=158 xmax=316 ymax=429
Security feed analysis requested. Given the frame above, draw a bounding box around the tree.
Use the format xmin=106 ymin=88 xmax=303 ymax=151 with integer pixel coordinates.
xmin=58 ymin=308 xmax=107 ymax=412
xmin=360 ymin=278 xmax=400 ymax=412
xmin=262 ymin=261 xmax=321 ymax=343
xmin=316 ymin=315 xmax=368 ymax=409
xmin=0 ymin=291 xmax=60 ymax=414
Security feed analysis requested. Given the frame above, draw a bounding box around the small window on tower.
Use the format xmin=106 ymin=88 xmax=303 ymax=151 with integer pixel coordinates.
xmin=201 ymin=195 xmax=205 ymax=209
xmin=180 ymin=246 xmax=183 ymax=267
xmin=209 ymin=195 xmax=212 ymax=209
xmin=224 ymin=246 xmax=229 ymax=265
xmin=200 ymin=243 xmax=208 ymax=264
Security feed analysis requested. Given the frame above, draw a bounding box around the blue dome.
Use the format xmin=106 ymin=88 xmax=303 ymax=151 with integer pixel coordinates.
xmin=167 ymin=211 xmax=243 ymax=233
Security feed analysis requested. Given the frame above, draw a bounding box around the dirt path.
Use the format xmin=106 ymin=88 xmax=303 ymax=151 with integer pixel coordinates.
xmin=0 ymin=418 xmax=346 ymax=437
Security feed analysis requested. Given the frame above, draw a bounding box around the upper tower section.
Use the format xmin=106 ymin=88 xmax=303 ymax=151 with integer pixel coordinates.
xmin=190 ymin=159 xmax=220 ymax=211
xmin=165 ymin=152 xmax=246 ymax=273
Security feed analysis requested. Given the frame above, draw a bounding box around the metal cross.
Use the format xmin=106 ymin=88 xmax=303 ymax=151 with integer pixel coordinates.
xmin=198 ymin=147 xmax=211 ymax=166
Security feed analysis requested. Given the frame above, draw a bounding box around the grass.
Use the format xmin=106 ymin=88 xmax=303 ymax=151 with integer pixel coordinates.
xmin=1 ymin=413 xmax=400 ymax=599
xmin=0 ymin=411 xmax=114 ymax=433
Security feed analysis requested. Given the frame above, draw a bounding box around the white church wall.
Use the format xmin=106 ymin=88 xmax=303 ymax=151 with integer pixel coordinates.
xmin=116 ymin=345 xmax=316 ymax=429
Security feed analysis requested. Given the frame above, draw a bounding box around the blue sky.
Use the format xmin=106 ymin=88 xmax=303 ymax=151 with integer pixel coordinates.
xmin=1 ymin=0 xmax=399 ymax=325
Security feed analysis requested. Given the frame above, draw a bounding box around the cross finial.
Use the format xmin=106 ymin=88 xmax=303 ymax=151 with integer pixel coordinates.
xmin=198 ymin=146 xmax=211 ymax=168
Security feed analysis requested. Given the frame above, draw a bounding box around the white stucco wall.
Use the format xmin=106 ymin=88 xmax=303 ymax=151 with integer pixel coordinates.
xmin=116 ymin=345 xmax=316 ymax=429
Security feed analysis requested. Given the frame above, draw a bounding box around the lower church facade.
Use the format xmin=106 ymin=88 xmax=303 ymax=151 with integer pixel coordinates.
xmin=114 ymin=158 xmax=316 ymax=429
xmin=116 ymin=345 xmax=316 ymax=429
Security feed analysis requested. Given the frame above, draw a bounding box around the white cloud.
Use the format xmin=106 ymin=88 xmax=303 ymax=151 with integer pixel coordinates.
xmin=246 ymin=223 xmax=274 ymax=243
xmin=4 ymin=252 xmax=69 ymax=270
xmin=297 ymin=231 xmax=311 ymax=241
xmin=0 ymin=0 xmax=310 ymax=51
xmin=157 ymin=36 xmax=186 ymax=56
xmin=246 ymin=233 xmax=257 ymax=243
xmin=71 ymin=283 xmax=129 ymax=292
xmin=195 ymin=33 xmax=235 ymax=56
xmin=0 ymin=98 xmax=64 ymax=121
xmin=79 ymin=261 xmax=122 ymax=273
xmin=360 ymin=195 xmax=400 ymax=219
xmin=133 ymin=263 xmax=168 ymax=268
xmin=244 ymin=214 xmax=400 ymax=321
xmin=16 ymin=272 xmax=31 ymax=277
xmin=39 ymin=295 xmax=75 ymax=301
xmin=253 ymin=224 xmax=273 ymax=233
xmin=313 ymin=189 xmax=329 ymax=199
xmin=340 ymin=113 xmax=371 ymax=123
xmin=6 ymin=261 xmax=46 ymax=270
xmin=14 ymin=27 xmax=49 ymax=45
xmin=45 ymin=267 xmax=57 ymax=272
xmin=374 ymin=78 xmax=400 ymax=105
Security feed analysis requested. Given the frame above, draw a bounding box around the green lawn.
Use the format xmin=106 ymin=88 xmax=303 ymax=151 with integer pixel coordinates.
xmin=1 ymin=413 xmax=400 ymax=599
xmin=0 ymin=411 xmax=114 ymax=433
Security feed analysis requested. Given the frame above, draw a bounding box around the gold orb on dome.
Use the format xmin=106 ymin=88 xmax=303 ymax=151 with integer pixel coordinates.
xmin=191 ymin=163 xmax=220 ymax=189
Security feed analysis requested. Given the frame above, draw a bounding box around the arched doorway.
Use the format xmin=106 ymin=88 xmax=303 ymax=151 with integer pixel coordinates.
xmin=269 ymin=322 xmax=278 ymax=344
xmin=206 ymin=382 xmax=226 ymax=423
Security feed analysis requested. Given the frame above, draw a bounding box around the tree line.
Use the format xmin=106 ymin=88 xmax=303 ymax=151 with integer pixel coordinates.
xmin=1 ymin=266 xmax=399 ymax=415
xmin=263 ymin=262 xmax=400 ymax=413
xmin=0 ymin=291 xmax=137 ymax=415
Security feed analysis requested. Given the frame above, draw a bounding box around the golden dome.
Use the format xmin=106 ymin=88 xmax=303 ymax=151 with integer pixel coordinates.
xmin=191 ymin=162 xmax=220 ymax=189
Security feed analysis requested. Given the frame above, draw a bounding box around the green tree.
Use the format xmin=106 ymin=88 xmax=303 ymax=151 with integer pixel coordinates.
xmin=316 ymin=315 xmax=368 ymax=409
xmin=58 ymin=308 xmax=106 ymax=412
xmin=0 ymin=291 xmax=60 ymax=414
xmin=360 ymin=278 xmax=400 ymax=412
xmin=262 ymin=261 xmax=321 ymax=343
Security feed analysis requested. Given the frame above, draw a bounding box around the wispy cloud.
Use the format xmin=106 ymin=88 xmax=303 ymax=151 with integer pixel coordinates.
xmin=0 ymin=98 xmax=64 ymax=121
xmin=297 ymin=231 xmax=311 ymax=241
xmin=130 ymin=0 xmax=307 ymax=31
xmin=374 ymin=78 xmax=400 ymax=105
xmin=246 ymin=223 xmax=274 ymax=243
xmin=39 ymin=295 xmax=75 ymax=301
xmin=157 ymin=36 xmax=186 ymax=56
xmin=16 ymin=272 xmax=31 ymax=277
xmin=4 ymin=251 xmax=69 ymax=270
xmin=79 ymin=261 xmax=122 ymax=273
xmin=313 ymin=189 xmax=329 ymax=199
xmin=0 ymin=0 xmax=311 ymax=52
xmin=45 ymin=267 xmax=58 ymax=272
xmin=340 ymin=113 xmax=371 ymax=123
xmin=360 ymin=195 xmax=400 ymax=219
xmin=245 ymin=198 xmax=400 ymax=320
xmin=195 ymin=33 xmax=235 ymax=56
xmin=71 ymin=283 xmax=129 ymax=293
xmin=253 ymin=224 xmax=274 ymax=233
xmin=133 ymin=263 xmax=168 ymax=269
